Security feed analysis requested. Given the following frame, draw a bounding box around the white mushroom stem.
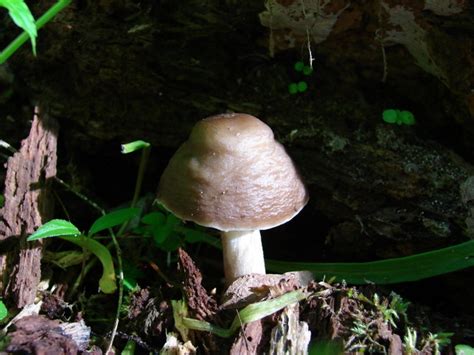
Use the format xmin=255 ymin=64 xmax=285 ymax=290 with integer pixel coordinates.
xmin=221 ymin=229 xmax=266 ymax=284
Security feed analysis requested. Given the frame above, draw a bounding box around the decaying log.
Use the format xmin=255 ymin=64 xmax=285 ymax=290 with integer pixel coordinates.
xmin=0 ymin=107 xmax=58 ymax=307
xmin=268 ymin=303 xmax=311 ymax=355
xmin=230 ymin=321 xmax=263 ymax=355
xmin=177 ymin=248 xmax=221 ymax=353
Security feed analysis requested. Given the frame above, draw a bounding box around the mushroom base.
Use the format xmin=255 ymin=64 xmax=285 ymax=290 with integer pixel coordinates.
xmin=221 ymin=230 xmax=266 ymax=284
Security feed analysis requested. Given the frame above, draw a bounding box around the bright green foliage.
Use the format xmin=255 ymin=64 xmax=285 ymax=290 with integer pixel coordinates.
xmin=88 ymin=207 xmax=140 ymax=236
xmin=139 ymin=207 xmax=220 ymax=251
xmin=27 ymin=219 xmax=80 ymax=241
xmin=61 ymin=235 xmax=117 ymax=293
xmin=294 ymin=61 xmax=304 ymax=72
xmin=456 ymin=344 xmax=474 ymax=355
xmin=428 ymin=332 xmax=453 ymax=355
xmin=121 ymin=140 xmax=151 ymax=154
xmin=289 ymin=61 xmax=313 ymax=94
xmin=122 ymin=261 xmax=141 ymax=291
xmin=0 ymin=300 xmax=7 ymax=321
xmin=27 ymin=218 xmax=118 ymax=293
xmin=383 ymin=109 xmax=416 ymax=126
xmin=141 ymin=211 xmax=181 ymax=251
xmin=176 ymin=290 xmax=308 ymax=338
xmin=0 ymin=0 xmax=71 ymax=64
xmin=266 ymin=239 xmax=474 ymax=284
xmin=297 ymin=81 xmax=308 ymax=92
xmin=0 ymin=0 xmax=36 ymax=54
xmin=400 ymin=110 xmax=415 ymax=125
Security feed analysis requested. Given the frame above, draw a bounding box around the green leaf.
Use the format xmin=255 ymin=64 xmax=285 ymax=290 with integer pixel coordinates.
xmin=0 ymin=194 xmax=4 ymax=208
xmin=302 ymin=65 xmax=313 ymax=76
xmin=456 ymin=344 xmax=474 ymax=355
xmin=297 ymin=81 xmax=308 ymax=92
xmin=266 ymin=239 xmax=474 ymax=285
xmin=121 ymin=140 xmax=150 ymax=154
xmin=0 ymin=0 xmax=37 ymax=55
xmin=141 ymin=211 xmax=166 ymax=226
xmin=0 ymin=300 xmax=7 ymax=321
xmin=400 ymin=110 xmax=415 ymax=125
xmin=179 ymin=290 xmax=308 ymax=338
xmin=60 ymin=235 xmax=117 ymax=293
xmin=153 ymin=214 xmax=180 ymax=245
xmin=294 ymin=61 xmax=304 ymax=72
xmin=382 ymin=109 xmax=398 ymax=124
xmin=178 ymin=226 xmax=221 ymax=249
xmin=27 ymin=219 xmax=81 ymax=241
xmin=288 ymin=83 xmax=298 ymax=94
xmin=88 ymin=207 xmax=140 ymax=236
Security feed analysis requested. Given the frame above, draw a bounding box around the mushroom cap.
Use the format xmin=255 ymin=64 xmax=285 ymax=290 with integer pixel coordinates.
xmin=157 ymin=113 xmax=309 ymax=232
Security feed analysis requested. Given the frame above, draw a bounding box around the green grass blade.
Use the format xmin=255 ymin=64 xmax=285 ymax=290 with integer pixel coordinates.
xmin=180 ymin=290 xmax=308 ymax=338
xmin=266 ymin=240 xmax=474 ymax=284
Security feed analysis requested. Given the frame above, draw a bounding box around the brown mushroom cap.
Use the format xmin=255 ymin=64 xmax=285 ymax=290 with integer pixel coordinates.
xmin=157 ymin=113 xmax=309 ymax=232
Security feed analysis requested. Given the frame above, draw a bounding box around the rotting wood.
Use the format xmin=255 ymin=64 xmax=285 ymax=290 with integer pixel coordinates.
xmin=177 ymin=248 xmax=221 ymax=353
xmin=268 ymin=303 xmax=311 ymax=355
xmin=229 ymin=320 xmax=264 ymax=355
xmin=0 ymin=106 xmax=58 ymax=307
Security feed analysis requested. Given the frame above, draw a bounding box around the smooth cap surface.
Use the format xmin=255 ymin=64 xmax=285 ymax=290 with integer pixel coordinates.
xmin=157 ymin=113 xmax=309 ymax=231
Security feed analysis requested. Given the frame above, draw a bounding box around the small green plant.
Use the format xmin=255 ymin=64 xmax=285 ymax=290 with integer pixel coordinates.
xmin=456 ymin=344 xmax=474 ymax=355
xmin=0 ymin=0 xmax=36 ymax=54
xmin=288 ymin=61 xmax=313 ymax=94
xmin=138 ymin=206 xmax=220 ymax=253
xmin=27 ymin=208 xmax=141 ymax=293
xmin=427 ymin=332 xmax=453 ymax=355
xmin=383 ymin=109 xmax=416 ymax=126
xmin=404 ymin=327 xmax=418 ymax=354
xmin=0 ymin=300 xmax=7 ymax=321
xmin=0 ymin=0 xmax=71 ymax=64
xmin=173 ymin=290 xmax=308 ymax=338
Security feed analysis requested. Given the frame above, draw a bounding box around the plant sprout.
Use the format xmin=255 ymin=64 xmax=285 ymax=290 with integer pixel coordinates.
xmin=27 ymin=208 xmax=141 ymax=294
xmin=383 ymin=109 xmax=416 ymax=126
xmin=288 ymin=61 xmax=314 ymax=94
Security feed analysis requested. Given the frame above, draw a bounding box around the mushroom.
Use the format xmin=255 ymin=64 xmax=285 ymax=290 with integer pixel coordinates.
xmin=157 ymin=113 xmax=308 ymax=283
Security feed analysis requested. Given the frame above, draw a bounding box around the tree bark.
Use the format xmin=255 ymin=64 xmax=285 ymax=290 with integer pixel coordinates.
xmin=0 ymin=107 xmax=58 ymax=308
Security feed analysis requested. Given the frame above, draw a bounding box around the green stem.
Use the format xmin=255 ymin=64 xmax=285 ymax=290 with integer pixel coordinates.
xmin=131 ymin=145 xmax=150 ymax=208
xmin=107 ymin=144 xmax=150 ymax=353
xmin=60 ymin=235 xmax=117 ymax=294
xmin=106 ymin=229 xmax=123 ymax=354
xmin=0 ymin=0 xmax=72 ymax=64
